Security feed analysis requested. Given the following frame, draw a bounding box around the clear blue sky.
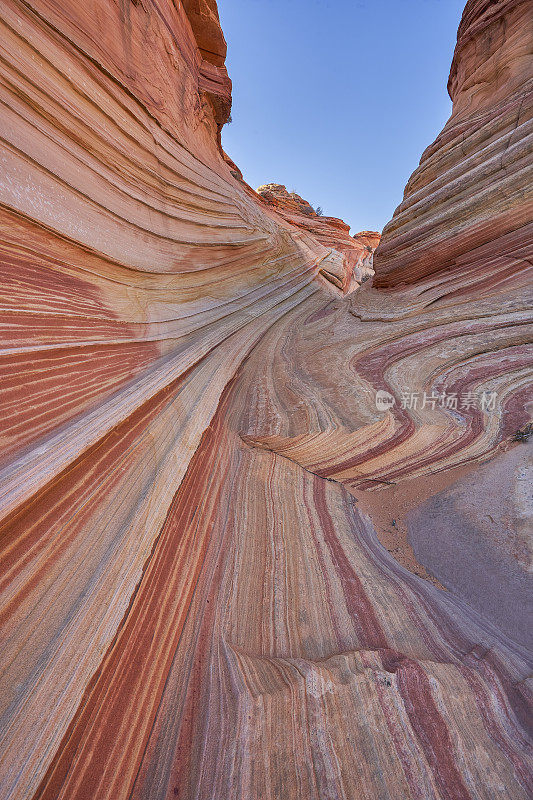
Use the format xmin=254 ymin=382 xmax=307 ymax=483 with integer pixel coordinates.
xmin=219 ymin=0 xmax=466 ymax=233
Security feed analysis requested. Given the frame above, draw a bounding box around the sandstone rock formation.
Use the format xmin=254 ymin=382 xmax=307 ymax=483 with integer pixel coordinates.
xmin=0 ymin=1 xmax=531 ymax=799
xmin=257 ymin=183 xmax=380 ymax=292
xmin=374 ymin=0 xmax=533 ymax=287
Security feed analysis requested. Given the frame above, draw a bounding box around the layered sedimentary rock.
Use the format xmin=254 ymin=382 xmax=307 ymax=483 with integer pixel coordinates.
xmin=374 ymin=0 xmax=533 ymax=287
xmin=0 ymin=1 xmax=531 ymax=800
xmin=257 ymin=183 xmax=380 ymax=292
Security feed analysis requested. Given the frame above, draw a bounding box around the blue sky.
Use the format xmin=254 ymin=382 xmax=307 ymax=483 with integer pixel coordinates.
xmin=219 ymin=0 xmax=466 ymax=233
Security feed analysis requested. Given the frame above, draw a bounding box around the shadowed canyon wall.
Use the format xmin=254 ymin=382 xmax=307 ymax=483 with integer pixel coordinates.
xmin=0 ymin=1 xmax=531 ymax=799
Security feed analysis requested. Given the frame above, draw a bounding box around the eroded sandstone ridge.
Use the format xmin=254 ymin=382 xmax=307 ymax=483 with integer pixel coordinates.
xmin=374 ymin=0 xmax=533 ymax=287
xmin=256 ymin=183 xmax=380 ymax=292
xmin=0 ymin=1 xmax=531 ymax=799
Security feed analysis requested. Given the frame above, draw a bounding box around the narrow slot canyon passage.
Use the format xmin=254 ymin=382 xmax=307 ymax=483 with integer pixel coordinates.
xmin=0 ymin=0 xmax=531 ymax=798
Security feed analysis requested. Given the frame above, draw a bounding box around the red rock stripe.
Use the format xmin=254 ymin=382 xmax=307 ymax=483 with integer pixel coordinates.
xmin=386 ymin=656 xmax=472 ymax=800
xmin=312 ymin=479 xmax=388 ymax=650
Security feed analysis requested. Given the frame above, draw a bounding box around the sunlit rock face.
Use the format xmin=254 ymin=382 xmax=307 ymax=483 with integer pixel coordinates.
xmin=0 ymin=2 xmax=532 ymax=800
xmin=257 ymin=183 xmax=380 ymax=292
xmin=373 ymin=0 xmax=533 ymax=287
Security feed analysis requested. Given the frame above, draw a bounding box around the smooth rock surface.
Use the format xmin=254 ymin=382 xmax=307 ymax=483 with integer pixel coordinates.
xmin=407 ymin=441 xmax=533 ymax=648
xmin=0 ymin=1 xmax=531 ymax=799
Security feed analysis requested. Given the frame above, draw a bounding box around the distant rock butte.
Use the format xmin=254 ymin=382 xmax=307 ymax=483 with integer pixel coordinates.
xmin=0 ymin=1 xmax=531 ymax=799
xmin=257 ymin=183 xmax=380 ymax=293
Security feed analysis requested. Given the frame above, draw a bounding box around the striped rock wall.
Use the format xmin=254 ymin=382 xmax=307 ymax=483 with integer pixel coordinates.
xmin=0 ymin=1 xmax=531 ymax=799
xmin=373 ymin=0 xmax=533 ymax=287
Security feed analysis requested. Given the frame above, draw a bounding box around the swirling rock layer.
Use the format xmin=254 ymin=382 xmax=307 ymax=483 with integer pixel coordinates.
xmin=0 ymin=1 xmax=531 ymax=799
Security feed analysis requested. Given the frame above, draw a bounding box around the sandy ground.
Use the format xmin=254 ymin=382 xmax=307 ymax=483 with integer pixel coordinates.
xmin=350 ymin=461 xmax=484 ymax=589
xmin=350 ymin=437 xmax=532 ymax=649
xmin=350 ymin=440 xmax=526 ymax=590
